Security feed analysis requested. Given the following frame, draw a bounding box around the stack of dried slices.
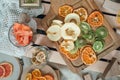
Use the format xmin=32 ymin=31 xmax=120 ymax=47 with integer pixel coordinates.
xmin=0 ymin=62 xmax=13 ymax=78
xmin=46 ymin=5 xmax=108 ymax=65
xmin=26 ymin=69 xmax=54 ymax=80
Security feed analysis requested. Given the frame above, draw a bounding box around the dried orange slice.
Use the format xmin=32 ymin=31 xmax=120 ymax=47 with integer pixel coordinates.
xmin=59 ymin=46 xmax=68 ymax=55
xmin=81 ymin=45 xmax=97 ymax=65
xmin=37 ymin=77 xmax=46 ymax=80
xmin=44 ymin=74 xmax=54 ymax=80
xmin=32 ymin=69 xmax=41 ymax=78
xmin=26 ymin=73 xmax=32 ymax=80
xmin=59 ymin=45 xmax=79 ymax=60
xmin=87 ymin=11 xmax=103 ymax=28
xmin=73 ymin=7 xmax=88 ymax=21
xmin=32 ymin=78 xmax=38 ymax=80
xmin=66 ymin=50 xmax=79 ymax=60
xmin=58 ymin=5 xmax=73 ymax=17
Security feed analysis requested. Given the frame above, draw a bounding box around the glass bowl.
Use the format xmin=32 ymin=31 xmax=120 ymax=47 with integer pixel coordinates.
xmin=25 ymin=45 xmax=50 ymax=66
xmin=8 ymin=23 xmax=33 ymax=47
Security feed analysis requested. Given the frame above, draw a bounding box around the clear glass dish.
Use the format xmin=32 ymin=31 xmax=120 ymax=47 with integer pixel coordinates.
xmin=25 ymin=45 xmax=50 ymax=66
xmin=8 ymin=23 xmax=33 ymax=47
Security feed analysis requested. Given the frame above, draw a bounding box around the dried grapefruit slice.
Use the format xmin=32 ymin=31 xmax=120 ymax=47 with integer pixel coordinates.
xmin=73 ymin=7 xmax=88 ymax=21
xmin=58 ymin=5 xmax=73 ymax=17
xmin=0 ymin=66 xmax=5 ymax=78
xmin=87 ymin=11 xmax=103 ymax=28
xmin=1 ymin=62 xmax=13 ymax=78
xmin=81 ymin=45 xmax=97 ymax=65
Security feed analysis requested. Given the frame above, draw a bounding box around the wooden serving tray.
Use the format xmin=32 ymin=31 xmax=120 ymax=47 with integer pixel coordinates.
xmin=40 ymin=0 xmax=120 ymax=75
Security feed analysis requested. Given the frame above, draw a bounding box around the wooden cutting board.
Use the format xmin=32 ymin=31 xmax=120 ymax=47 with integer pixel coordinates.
xmin=40 ymin=0 xmax=120 ymax=76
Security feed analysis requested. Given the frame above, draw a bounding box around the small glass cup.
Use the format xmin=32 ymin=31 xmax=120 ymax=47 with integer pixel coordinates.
xmin=29 ymin=46 xmax=50 ymax=66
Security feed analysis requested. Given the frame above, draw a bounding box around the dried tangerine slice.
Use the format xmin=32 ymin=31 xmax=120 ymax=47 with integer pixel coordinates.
xmin=73 ymin=7 xmax=88 ymax=21
xmin=32 ymin=69 xmax=41 ymax=78
xmin=87 ymin=11 xmax=103 ymax=28
xmin=81 ymin=45 xmax=97 ymax=65
xmin=58 ymin=5 xmax=73 ymax=17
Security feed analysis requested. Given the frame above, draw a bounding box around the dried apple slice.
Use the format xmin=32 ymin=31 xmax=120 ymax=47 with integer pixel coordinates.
xmin=64 ymin=13 xmax=80 ymax=25
xmin=60 ymin=40 xmax=75 ymax=51
xmin=61 ymin=23 xmax=81 ymax=41
xmin=47 ymin=25 xmax=61 ymax=41
xmin=52 ymin=20 xmax=63 ymax=27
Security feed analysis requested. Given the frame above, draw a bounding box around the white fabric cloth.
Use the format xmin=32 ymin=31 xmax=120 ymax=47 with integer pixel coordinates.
xmin=0 ymin=0 xmax=44 ymax=58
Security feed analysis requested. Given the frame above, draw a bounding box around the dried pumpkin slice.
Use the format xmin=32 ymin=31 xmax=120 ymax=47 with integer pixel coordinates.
xmin=87 ymin=11 xmax=103 ymax=28
xmin=58 ymin=5 xmax=73 ymax=17
xmin=81 ymin=45 xmax=97 ymax=65
xmin=73 ymin=7 xmax=88 ymax=21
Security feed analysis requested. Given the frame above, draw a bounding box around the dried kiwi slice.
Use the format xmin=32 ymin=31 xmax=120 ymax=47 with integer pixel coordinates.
xmin=93 ymin=40 xmax=104 ymax=52
xmin=69 ymin=47 xmax=78 ymax=54
xmin=82 ymin=30 xmax=95 ymax=43
xmin=75 ymin=37 xmax=86 ymax=48
xmin=79 ymin=21 xmax=91 ymax=34
xmin=95 ymin=26 xmax=108 ymax=38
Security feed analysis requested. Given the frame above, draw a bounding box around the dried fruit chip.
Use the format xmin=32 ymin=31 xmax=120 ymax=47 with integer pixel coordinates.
xmin=81 ymin=45 xmax=97 ymax=65
xmin=58 ymin=5 xmax=73 ymax=17
xmin=37 ymin=77 xmax=46 ymax=80
xmin=44 ymin=74 xmax=54 ymax=80
xmin=32 ymin=69 xmax=41 ymax=78
xmin=87 ymin=11 xmax=103 ymax=28
xmin=73 ymin=7 xmax=88 ymax=21
xmin=66 ymin=50 xmax=80 ymax=60
xmin=26 ymin=73 xmax=32 ymax=80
